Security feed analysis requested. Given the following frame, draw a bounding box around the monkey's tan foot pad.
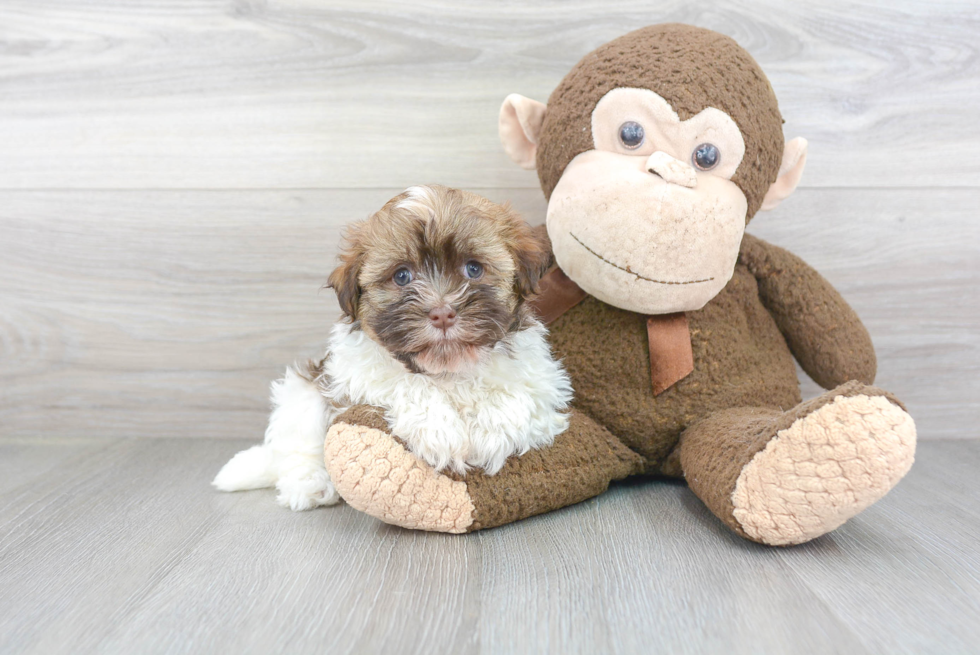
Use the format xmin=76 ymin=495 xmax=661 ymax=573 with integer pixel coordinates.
xmin=324 ymin=421 xmax=475 ymax=533
xmin=732 ymin=393 xmax=916 ymax=546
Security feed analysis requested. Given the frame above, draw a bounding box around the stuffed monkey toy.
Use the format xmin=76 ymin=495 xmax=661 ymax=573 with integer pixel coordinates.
xmin=322 ymin=24 xmax=916 ymax=546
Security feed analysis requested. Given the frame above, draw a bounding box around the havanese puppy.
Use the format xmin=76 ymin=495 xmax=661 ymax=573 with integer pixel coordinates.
xmin=213 ymin=185 xmax=573 ymax=511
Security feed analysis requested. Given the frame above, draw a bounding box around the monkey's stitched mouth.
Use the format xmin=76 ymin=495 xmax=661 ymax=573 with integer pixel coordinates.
xmin=569 ymin=233 xmax=714 ymax=286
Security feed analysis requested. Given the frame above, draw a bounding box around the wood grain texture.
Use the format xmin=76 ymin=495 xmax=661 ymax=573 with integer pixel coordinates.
xmin=0 ymin=0 xmax=978 ymax=189
xmin=1 ymin=187 xmax=975 ymax=440
xmin=1 ymin=437 xmax=977 ymax=654
xmin=476 ymin=481 xmax=872 ymax=654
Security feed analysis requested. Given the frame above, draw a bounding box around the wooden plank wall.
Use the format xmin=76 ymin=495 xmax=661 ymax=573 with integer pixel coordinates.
xmin=1 ymin=0 xmax=977 ymax=440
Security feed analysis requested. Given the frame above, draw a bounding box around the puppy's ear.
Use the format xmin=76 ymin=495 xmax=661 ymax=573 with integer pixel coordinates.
xmin=512 ymin=223 xmax=554 ymax=300
xmin=327 ymin=225 xmax=367 ymax=319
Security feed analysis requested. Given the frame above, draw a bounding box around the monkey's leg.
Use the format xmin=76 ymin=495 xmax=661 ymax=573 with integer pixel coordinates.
xmin=324 ymin=406 xmax=644 ymax=533
xmin=679 ymin=381 xmax=916 ymax=546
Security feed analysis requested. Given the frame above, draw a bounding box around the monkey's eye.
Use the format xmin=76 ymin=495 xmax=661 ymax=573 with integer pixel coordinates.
xmin=392 ymin=267 xmax=413 ymax=286
xmin=619 ymin=121 xmax=645 ymax=149
xmin=464 ymin=261 xmax=484 ymax=280
xmin=693 ymin=143 xmax=720 ymax=171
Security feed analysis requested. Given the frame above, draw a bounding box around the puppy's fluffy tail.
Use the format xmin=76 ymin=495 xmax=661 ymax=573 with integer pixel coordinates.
xmin=212 ymin=364 xmax=331 ymax=494
xmin=212 ymin=444 xmax=278 ymax=491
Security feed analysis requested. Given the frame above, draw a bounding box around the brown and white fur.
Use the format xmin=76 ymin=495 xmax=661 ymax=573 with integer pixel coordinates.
xmin=213 ymin=186 xmax=573 ymax=511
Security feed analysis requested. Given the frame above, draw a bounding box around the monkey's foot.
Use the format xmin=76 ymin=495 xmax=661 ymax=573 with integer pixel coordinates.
xmin=732 ymin=388 xmax=916 ymax=546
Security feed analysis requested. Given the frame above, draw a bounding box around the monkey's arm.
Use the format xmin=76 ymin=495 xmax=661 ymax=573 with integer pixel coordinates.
xmin=325 ymin=405 xmax=643 ymax=532
xmin=738 ymin=233 xmax=876 ymax=388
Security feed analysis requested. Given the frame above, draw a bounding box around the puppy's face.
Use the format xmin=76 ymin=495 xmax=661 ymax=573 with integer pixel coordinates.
xmin=328 ymin=186 xmax=552 ymax=374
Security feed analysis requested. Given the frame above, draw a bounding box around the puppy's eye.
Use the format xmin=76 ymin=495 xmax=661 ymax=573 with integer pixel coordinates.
xmin=464 ymin=261 xmax=484 ymax=280
xmin=692 ymin=143 xmax=720 ymax=171
xmin=392 ymin=267 xmax=413 ymax=286
xmin=619 ymin=121 xmax=645 ymax=149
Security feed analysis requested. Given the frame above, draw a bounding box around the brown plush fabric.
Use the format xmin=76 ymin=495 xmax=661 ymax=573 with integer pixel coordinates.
xmin=334 ymin=404 xmax=389 ymax=434
xmin=739 ymin=233 xmax=877 ymax=388
xmin=536 ymin=23 xmax=784 ymax=219
xmin=529 ymin=270 xmax=694 ymax=396
xmin=334 ymin=404 xmax=418 ymax=455
xmin=678 ymin=381 xmax=905 ymax=540
xmin=549 ymin=258 xmax=802 ymax=470
xmin=446 ymin=409 xmax=645 ymax=531
xmin=547 ymin=233 xmax=885 ymax=474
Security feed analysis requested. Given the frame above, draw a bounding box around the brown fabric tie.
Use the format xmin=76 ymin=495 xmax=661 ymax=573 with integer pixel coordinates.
xmin=646 ymin=313 xmax=694 ymax=395
xmin=530 ymin=267 xmax=694 ymax=396
xmin=527 ymin=267 xmax=588 ymax=324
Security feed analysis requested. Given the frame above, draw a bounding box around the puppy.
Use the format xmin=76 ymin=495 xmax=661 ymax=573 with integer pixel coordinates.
xmin=213 ymin=185 xmax=573 ymax=511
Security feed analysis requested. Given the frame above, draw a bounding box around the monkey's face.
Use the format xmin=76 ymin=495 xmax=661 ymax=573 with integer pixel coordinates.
xmin=546 ymin=88 xmax=749 ymax=314
xmin=499 ymin=25 xmax=808 ymax=316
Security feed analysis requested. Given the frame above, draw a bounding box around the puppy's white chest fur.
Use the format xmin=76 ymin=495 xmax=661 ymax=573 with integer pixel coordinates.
xmin=325 ymin=321 xmax=573 ymax=474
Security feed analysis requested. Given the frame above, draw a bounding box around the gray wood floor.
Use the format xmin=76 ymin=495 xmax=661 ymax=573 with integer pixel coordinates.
xmin=1 ymin=437 xmax=978 ymax=654
xmin=2 ymin=1 xmax=979 ymax=653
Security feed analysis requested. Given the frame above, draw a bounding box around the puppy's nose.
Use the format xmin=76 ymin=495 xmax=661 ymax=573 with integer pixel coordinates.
xmin=428 ymin=306 xmax=457 ymax=331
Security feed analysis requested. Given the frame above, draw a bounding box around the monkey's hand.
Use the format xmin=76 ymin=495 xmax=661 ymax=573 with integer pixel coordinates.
xmin=739 ymin=233 xmax=876 ymax=389
xmin=324 ymin=405 xmax=476 ymax=533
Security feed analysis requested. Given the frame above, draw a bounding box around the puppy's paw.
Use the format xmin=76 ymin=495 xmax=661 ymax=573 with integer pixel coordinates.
xmin=276 ymin=482 xmax=341 ymax=512
xmin=410 ymin=438 xmax=470 ymax=476
xmin=274 ymin=455 xmax=341 ymax=511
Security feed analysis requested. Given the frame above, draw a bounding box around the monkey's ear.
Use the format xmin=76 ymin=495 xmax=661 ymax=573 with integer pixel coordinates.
xmin=327 ymin=244 xmax=365 ymax=319
xmin=499 ymin=94 xmax=547 ymax=170
xmin=760 ymin=137 xmax=808 ymax=211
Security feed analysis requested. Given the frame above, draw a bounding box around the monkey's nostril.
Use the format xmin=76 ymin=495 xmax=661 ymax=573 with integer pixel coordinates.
xmin=647 ymin=168 xmax=662 ymax=178
xmin=428 ymin=306 xmax=457 ymax=331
